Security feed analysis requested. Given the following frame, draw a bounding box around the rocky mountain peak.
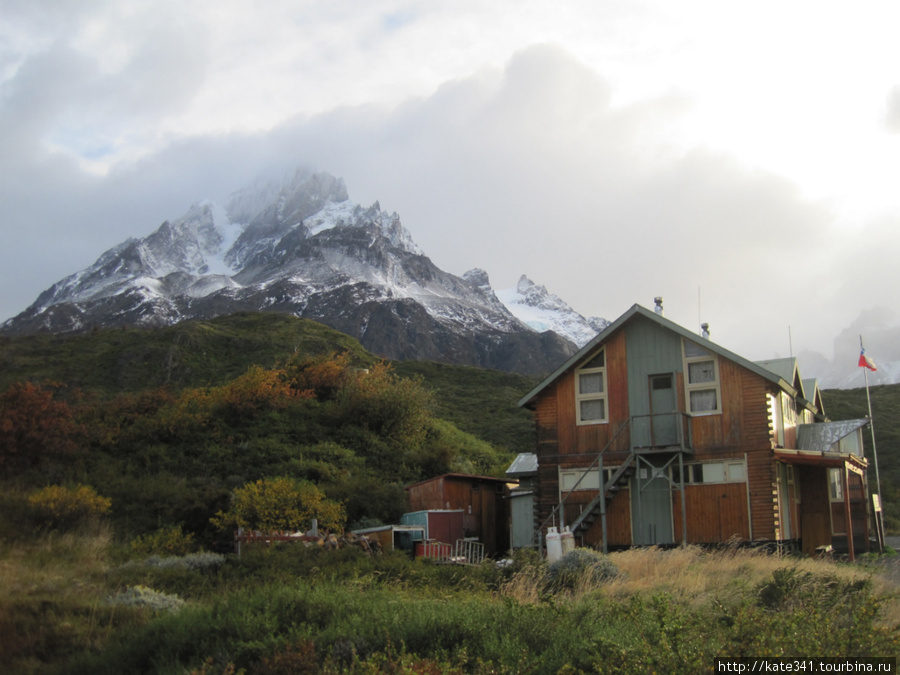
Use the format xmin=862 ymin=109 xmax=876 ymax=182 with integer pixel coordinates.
xmin=0 ymin=168 xmax=594 ymax=375
xmin=462 ymin=268 xmax=492 ymax=291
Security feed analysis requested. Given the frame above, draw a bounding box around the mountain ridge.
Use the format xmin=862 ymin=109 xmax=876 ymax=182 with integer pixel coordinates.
xmin=1 ymin=168 xmax=606 ymax=376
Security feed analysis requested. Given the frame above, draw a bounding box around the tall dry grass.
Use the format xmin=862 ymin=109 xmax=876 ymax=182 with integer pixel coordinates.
xmin=0 ymin=523 xmax=123 ymax=673
xmin=501 ymin=545 xmax=900 ymax=626
xmin=0 ymin=523 xmax=112 ymax=601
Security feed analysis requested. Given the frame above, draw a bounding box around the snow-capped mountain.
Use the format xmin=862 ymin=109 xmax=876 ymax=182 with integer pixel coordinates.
xmin=1 ymin=169 xmax=599 ymax=375
xmin=496 ymin=275 xmax=610 ymax=347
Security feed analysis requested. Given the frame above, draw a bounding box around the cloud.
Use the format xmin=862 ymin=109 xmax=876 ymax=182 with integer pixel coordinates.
xmin=0 ymin=42 xmax=896 ymax=366
xmin=886 ymin=86 xmax=900 ymax=133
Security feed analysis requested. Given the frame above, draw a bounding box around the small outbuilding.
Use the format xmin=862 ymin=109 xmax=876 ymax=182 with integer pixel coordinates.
xmin=405 ymin=473 xmax=514 ymax=555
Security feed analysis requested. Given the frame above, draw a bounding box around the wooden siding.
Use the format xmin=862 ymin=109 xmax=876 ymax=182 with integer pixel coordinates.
xmin=582 ymin=489 xmax=633 ymax=547
xmin=797 ymin=465 xmax=830 ymax=555
xmin=407 ymin=476 xmax=509 ymax=555
xmin=529 ymin=317 xmax=812 ymax=547
xmin=672 ymin=483 xmax=750 ymax=543
xmin=408 ymin=476 xmax=448 ymax=512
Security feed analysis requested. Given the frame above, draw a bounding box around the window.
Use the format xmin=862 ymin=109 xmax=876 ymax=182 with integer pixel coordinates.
xmin=781 ymin=393 xmax=797 ymax=429
xmin=683 ymin=339 xmax=721 ymax=415
xmin=559 ymin=466 xmax=617 ymax=492
xmin=576 ymin=349 xmax=607 ymax=424
xmin=828 ymin=468 xmax=843 ymax=501
xmin=670 ymin=461 xmax=746 ymax=484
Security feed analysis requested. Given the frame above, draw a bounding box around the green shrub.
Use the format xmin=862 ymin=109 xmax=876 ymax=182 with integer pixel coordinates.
xmin=547 ymin=548 xmax=619 ymax=591
xmin=27 ymin=484 xmax=111 ymax=531
xmin=106 ymin=585 xmax=185 ymax=612
xmin=130 ymin=524 xmax=196 ymax=556
xmin=121 ymin=552 xmax=227 ymax=572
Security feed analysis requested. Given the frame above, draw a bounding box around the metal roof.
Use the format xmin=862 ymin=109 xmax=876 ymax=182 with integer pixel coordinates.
xmin=505 ymin=452 xmax=538 ymax=477
xmin=405 ymin=473 xmax=512 ymax=490
xmin=518 ymin=304 xmax=797 ymax=408
xmin=797 ymin=419 xmax=869 ymax=453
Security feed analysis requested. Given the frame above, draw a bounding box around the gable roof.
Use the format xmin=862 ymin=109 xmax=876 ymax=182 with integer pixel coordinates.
xmin=800 ymin=377 xmax=826 ymax=420
xmin=755 ymin=358 xmax=804 ymax=398
xmin=519 ymin=303 xmax=797 ymax=408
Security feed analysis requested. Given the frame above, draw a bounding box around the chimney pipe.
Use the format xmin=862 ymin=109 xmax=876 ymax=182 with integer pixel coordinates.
xmin=701 ymin=322 xmax=710 ymax=339
xmin=654 ymin=297 xmax=664 ymax=316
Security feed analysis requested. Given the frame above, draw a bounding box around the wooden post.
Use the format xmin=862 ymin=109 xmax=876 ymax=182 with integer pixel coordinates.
xmin=843 ymin=462 xmax=855 ymax=562
xmin=678 ymin=452 xmax=687 ymax=547
xmin=599 ymin=453 xmax=607 ymax=554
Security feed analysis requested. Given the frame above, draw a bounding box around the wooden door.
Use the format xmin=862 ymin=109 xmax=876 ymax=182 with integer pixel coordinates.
xmin=650 ymin=374 xmax=678 ymax=446
xmin=631 ymin=461 xmax=675 ymax=545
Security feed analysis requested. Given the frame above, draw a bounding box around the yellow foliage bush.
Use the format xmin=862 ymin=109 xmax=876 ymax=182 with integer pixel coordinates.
xmin=211 ymin=476 xmax=345 ymax=534
xmin=27 ymin=484 xmax=111 ymax=530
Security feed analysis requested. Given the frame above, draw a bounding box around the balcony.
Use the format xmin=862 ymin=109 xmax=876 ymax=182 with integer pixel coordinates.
xmin=629 ymin=412 xmax=693 ymax=455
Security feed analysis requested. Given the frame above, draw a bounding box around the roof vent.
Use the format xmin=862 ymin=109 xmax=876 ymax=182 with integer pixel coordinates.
xmin=654 ymin=297 xmax=664 ymax=316
xmin=701 ymin=322 xmax=710 ymax=339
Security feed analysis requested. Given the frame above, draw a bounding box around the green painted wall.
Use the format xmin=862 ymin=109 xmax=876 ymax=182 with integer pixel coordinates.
xmin=625 ymin=315 xmax=684 ymax=417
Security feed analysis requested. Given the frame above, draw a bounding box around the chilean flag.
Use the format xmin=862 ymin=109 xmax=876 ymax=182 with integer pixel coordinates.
xmin=859 ymin=339 xmax=877 ymax=371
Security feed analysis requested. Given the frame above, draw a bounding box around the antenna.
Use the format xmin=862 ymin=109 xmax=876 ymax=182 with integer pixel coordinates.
xmin=788 ymin=326 xmax=793 ymax=358
xmin=698 ymin=286 xmax=702 ymax=334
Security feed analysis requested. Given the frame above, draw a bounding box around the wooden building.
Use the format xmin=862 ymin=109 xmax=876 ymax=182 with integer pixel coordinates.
xmin=406 ymin=473 xmax=512 ymax=555
xmin=516 ymin=302 xmax=871 ymax=557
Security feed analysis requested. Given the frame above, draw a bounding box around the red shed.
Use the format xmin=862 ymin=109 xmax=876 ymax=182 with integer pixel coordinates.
xmin=406 ymin=473 xmax=513 ymax=556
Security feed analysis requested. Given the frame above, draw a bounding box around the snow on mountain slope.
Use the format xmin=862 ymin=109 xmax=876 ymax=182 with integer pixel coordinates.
xmin=496 ymin=274 xmax=609 ymax=347
xmin=2 ymin=168 xmax=589 ymax=374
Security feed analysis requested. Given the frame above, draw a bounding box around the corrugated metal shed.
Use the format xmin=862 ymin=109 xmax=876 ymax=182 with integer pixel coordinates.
xmin=797 ymin=419 xmax=868 ymax=453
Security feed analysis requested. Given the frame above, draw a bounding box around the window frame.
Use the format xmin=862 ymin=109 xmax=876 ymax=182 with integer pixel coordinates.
xmin=828 ymin=468 xmax=844 ymax=502
xmin=559 ymin=466 xmax=617 ymax=492
xmin=575 ymin=348 xmax=608 ymax=425
xmin=682 ymin=339 xmax=722 ymax=416
xmin=669 ymin=460 xmax=746 ymax=485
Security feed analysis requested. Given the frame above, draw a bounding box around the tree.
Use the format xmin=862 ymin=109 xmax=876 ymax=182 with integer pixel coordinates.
xmin=280 ymin=352 xmax=354 ymax=401
xmin=0 ymin=382 xmax=80 ymax=473
xmin=336 ymin=362 xmax=434 ymax=445
xmin=211 ymin=477 xmax=346 ymax=534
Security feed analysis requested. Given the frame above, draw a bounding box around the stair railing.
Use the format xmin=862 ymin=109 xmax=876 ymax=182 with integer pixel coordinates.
xmin=537 ymin=419 xmax=630 ymax=542
xmin=569 ymin=450 xmax=637 ymax=535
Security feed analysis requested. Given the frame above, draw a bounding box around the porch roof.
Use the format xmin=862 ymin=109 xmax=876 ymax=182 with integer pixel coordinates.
xmin=797 ymin=419 xmax=868 ymax=453
xmin=774 ymin=448 xmax=867 ymax=470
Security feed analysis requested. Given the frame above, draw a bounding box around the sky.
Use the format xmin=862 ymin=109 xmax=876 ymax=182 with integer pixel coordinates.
xmin=2 ymin=0 xmax=899 ymax=367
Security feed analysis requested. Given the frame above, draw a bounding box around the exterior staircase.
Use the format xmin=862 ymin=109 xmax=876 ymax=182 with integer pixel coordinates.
xmin=570 ymin=450 xmax=636 ymax=537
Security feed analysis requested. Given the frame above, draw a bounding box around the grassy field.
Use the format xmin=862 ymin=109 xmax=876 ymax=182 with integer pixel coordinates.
xmin=1 ymin=524 xmax=897 ymax=674
xmin=2 ymin=314 xmax=899 ymax=672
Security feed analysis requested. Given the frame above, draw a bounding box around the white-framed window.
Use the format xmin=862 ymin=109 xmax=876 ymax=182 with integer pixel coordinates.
xmin=559 ymin=466 xmax=617 ymax=492
xmin=781 ymin=392 xmax=797 ymax=430
xmin=683 ymin=339 xmax=721 ymax=415
xmin=670 ymin=461 xmax=745 ymax=484
xmin=576 ymin=348 xmax=607 ymax=425
xmin=828 ymin=468 xmax=843 ymax=501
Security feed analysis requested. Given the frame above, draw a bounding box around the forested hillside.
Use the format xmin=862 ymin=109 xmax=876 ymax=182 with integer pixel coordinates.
xmin=1 ymin=313 xmax=898 ymax=673
xmin=822 ymin=384 xmax=900 ymax=531
xmin=0 ymin=313 xmax=536 ymax=545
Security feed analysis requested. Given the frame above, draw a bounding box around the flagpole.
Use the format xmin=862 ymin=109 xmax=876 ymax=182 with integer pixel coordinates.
xmin=860 ymin=335 xmax=885 ymax=552
xmin=863 ymin=365 xmax=883 ymax=502
xmin=860 ymin=336 xmax=883 ymax=499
